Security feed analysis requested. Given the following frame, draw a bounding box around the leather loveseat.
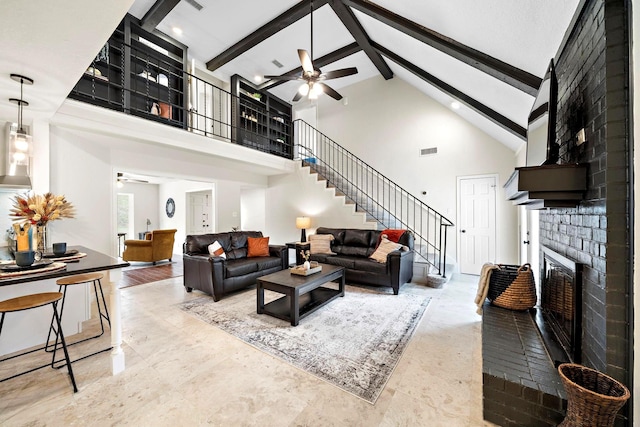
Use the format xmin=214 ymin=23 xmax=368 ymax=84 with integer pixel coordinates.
xmin=309 ymin=227 xmax=414 ymax=295
xmin=183 ymin=231 xmax=288 ymax=301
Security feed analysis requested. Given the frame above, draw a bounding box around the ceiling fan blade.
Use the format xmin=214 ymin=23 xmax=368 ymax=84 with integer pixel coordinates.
xmin=321 ymin=67 xmax=358 ymax=80
xmin=292 ymin=91 xmax=303 ymax=102
xmin=263 ymin=75 xmax=301 ymax=81
xmin=318 ymin=83 xmax=343 ymax=100
xmin=298 ymin=49 xmax=314 ymax=74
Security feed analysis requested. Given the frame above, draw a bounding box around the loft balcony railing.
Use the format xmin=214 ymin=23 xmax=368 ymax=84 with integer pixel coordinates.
xmin=293 ymin=119 xmax=454 ymax=277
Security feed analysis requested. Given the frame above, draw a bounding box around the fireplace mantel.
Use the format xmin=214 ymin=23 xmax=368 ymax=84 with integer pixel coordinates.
xmin=504 ymin=164 xmax=588 ymax=209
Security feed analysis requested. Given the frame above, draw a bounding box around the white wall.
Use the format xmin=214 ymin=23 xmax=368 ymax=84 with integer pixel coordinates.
xmin=158 ymin=179 xmax=215 ymax=254
xmin=118 ymin=181 xmax=159 ymax=239
xmin=241 ymin=187 xmax=266 ymax=233
xmin=264 ymin=164 xmax=375 ymax=245
xmin=313 ymin=75 xmax=520 ymax=264
xmin=216 ymin=180 xmax=242 ymax=232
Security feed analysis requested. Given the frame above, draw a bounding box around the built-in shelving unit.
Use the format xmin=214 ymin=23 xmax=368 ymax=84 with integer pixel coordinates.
xmin=504 ymin=164 xmax=588 ymax=209
xmin=230 ymin=75 xmax=292 ymax=158
xmin=71 ymin=23 xmax=125 ymax=111
xmin=69 ymin=14 xmax=187 ymax=129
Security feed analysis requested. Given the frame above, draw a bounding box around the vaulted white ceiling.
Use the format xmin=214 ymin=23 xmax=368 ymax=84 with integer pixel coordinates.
xmin=0 ymin=0 xmax=580 ymax=151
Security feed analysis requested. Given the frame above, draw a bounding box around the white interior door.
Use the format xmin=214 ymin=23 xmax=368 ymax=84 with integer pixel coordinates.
xmin=458 ymin=175 xmax=497 ymax=274
xmin=187 ymin=190 xmax=212 ymax=235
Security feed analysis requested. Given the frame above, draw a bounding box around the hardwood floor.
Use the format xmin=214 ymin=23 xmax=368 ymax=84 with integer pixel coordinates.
xmin=119 ymin=255 xmax=182 ymax=288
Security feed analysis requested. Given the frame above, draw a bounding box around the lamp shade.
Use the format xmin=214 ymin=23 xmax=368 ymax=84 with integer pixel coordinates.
xmin=296 ymin=216 xmax=311 ymax=229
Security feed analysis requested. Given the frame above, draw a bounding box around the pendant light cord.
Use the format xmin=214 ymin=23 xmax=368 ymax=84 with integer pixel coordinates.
xmin=18 ymin=78 xmax=24 ymax=132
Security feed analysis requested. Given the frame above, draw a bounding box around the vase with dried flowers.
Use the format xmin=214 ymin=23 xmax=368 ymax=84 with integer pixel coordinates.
xmin=300 ymin=249 xmax=311 ymax=270
xmin=9 ymin=192 xmax=75 ymax=252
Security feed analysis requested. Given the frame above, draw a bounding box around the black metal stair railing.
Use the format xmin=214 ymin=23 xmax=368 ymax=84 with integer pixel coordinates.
xmin=294 ymin=119 xmax=454 ymax=277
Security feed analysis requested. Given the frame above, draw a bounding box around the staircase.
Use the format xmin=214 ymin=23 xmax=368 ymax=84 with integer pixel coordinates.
xmin=294 ymin=120 xmax=454 ymax=278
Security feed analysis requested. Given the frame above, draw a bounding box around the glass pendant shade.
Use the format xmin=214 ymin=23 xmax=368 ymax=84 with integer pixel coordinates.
xmin=8 ymin=126 xmax=32 ymax=176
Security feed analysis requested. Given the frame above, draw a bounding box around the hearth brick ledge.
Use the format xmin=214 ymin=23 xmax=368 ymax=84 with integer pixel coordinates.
xmin=482 ymin=302 xmax=567 ymax=426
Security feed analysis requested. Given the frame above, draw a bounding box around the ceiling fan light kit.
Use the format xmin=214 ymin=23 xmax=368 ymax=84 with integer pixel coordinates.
xmin=263 ymin=0 xmax=358 ymax=102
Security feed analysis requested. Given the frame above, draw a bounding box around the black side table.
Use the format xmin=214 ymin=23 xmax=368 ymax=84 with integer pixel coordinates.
xmin=285 ymin=242 xmax=311 ymax=266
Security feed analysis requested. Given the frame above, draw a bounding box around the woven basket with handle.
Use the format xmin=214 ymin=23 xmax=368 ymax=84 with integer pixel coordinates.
xmin=487 ymin=263 xmax=536 ymax=310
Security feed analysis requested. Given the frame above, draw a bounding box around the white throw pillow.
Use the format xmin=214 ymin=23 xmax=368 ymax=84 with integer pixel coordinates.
xmin=309 ymin=234 xmax=336 ymax=255
xmin=208 ymin=241 xmax=226 ymax=258
xmin=369 ymin=237 xmax=403 ymax=263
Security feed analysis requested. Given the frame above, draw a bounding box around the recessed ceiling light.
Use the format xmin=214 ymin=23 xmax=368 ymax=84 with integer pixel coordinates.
xmin=451 ymin=101 xmax=461 ymax=110
xmin=172 ymin=27 xmax=183 ymax=36
xmin=254 ymin=75 xmax=262 ymax=83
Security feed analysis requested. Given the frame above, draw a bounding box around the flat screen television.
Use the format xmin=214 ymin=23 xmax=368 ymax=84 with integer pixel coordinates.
xmin=526 ymin=59 xmax=558 ymax=166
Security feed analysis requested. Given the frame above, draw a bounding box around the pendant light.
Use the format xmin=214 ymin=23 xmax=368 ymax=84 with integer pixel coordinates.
xmin=8 ymin=74 xmax=34 ymax=176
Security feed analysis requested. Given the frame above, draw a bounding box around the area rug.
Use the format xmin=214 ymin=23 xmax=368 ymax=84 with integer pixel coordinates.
xmin=179 ymin=285 xmax=431 ymax=403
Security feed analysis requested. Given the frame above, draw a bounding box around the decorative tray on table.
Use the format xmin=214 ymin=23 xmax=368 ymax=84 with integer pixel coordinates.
xmin=0 ymin=259 xmax=53 ymax=272
xmin=290 ymin=264 xmax=322 ymax=276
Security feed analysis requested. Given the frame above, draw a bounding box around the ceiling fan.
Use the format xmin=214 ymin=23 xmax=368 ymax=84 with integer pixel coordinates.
xmin=263 ymin=0 xmax=358 ymax=102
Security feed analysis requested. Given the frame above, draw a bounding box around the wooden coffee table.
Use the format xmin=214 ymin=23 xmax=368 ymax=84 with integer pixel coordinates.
xmin=257 ymin=263 xmax=345 ymax=326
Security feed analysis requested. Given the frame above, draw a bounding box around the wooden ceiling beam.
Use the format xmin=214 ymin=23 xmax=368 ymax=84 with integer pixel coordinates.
xmin=344 ymin=0 xmax=541 ymax=95
xmin=329 ymin=0 xmax=392 ymax=79
xmin=259 ymin=42 xmax=362 ymax=90
xmin=371 ymin=42 xmax=526 ymax=140
xmin=141 ymin=0 xmax=182 ymax=32
xmin=206 ymin=0 xmax=330 ymax=71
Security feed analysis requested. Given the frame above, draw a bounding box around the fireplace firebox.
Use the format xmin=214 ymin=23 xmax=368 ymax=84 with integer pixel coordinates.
xmin=533 ymin=246 xmax=583 ymax=366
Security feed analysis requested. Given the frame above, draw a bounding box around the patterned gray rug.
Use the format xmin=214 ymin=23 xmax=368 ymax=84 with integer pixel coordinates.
xmin=179 ymin=285 xmax=431 ymax=403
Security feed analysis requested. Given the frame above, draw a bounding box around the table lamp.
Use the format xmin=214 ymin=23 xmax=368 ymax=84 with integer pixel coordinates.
xmin=296 ymin=216 xmax=311 ymax=242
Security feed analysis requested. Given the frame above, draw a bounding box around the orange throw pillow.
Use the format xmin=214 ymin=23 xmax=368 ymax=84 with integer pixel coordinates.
xmin=247 ymin=236 xmax=270 ymax=257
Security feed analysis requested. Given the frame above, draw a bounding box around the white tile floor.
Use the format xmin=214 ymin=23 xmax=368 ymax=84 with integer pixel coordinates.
xmin=0 ymin=274 xmax=496 ymax=426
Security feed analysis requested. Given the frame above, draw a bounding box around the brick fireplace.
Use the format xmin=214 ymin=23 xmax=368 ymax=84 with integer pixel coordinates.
xmin=482 ymin=0 xmax=632 ymax=425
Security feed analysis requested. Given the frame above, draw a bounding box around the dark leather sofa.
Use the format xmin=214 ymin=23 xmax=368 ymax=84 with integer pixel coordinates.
xmin=183 ymin=231 xmax=288 ymax=301
xmin=309 ymin=227 xmax=414 ymax=295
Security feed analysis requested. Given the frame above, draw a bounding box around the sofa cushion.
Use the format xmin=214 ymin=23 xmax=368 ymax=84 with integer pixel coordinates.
xmin=225 ymin=259 xmax=258 ymax=278
xmin=343 ymin=229 xmax=371 ymax=247
xmin=309 ymin=234 xmax=336 ymax=255
xmin=309 ymin=253 xmax=332 ymax=263
xmin=315 ymin=227 xmax=345 ymax=245
xmin=208 ymin=241 xmax=226 ymax=258
xmin=324 ymin=256 xmax=356 ymax=269
xmin=370 ymin=237 xmax=404 ymax=263
xmin=337 ymin=245 xmax=371 ymax=257
xmin=247 ymin=236 xmax=270 ymax=257
xmin=354 ymin=258 xmax=388 ymax=274
xmin=255 ymin=257 xmax=282 ymax=270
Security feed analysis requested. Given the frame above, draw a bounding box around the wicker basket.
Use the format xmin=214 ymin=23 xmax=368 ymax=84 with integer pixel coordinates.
xmin=487 ymin=263 xmax=536 ymax=310
xmin=558 ymin=363 xmax=630 ymax=427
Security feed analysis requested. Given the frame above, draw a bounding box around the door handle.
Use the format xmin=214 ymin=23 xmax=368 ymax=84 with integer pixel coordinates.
xmin=523 ymin=240 xmax=530 ymax=245
xmin=460 ymin=230 xmax=466 ymax=233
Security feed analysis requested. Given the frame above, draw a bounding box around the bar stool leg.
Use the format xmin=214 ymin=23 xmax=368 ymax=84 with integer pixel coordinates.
xmin=45 ymin=284 xmax=66 ymax=353
xmin=95 ymin=279 xmax=111 ymax=327
xmin=50 ymin=300 xmax=78 ymax=392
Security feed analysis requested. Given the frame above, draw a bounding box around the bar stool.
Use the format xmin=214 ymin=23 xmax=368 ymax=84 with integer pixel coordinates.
xmin=45 ymin=272 xmax=111 ymax=365
xmin=0 ymin=292 xmax=77 ymax=392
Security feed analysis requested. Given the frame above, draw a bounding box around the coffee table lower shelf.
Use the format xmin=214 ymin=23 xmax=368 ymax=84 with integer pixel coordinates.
xmin=262 ymin=287 xmax=341 ymax=324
